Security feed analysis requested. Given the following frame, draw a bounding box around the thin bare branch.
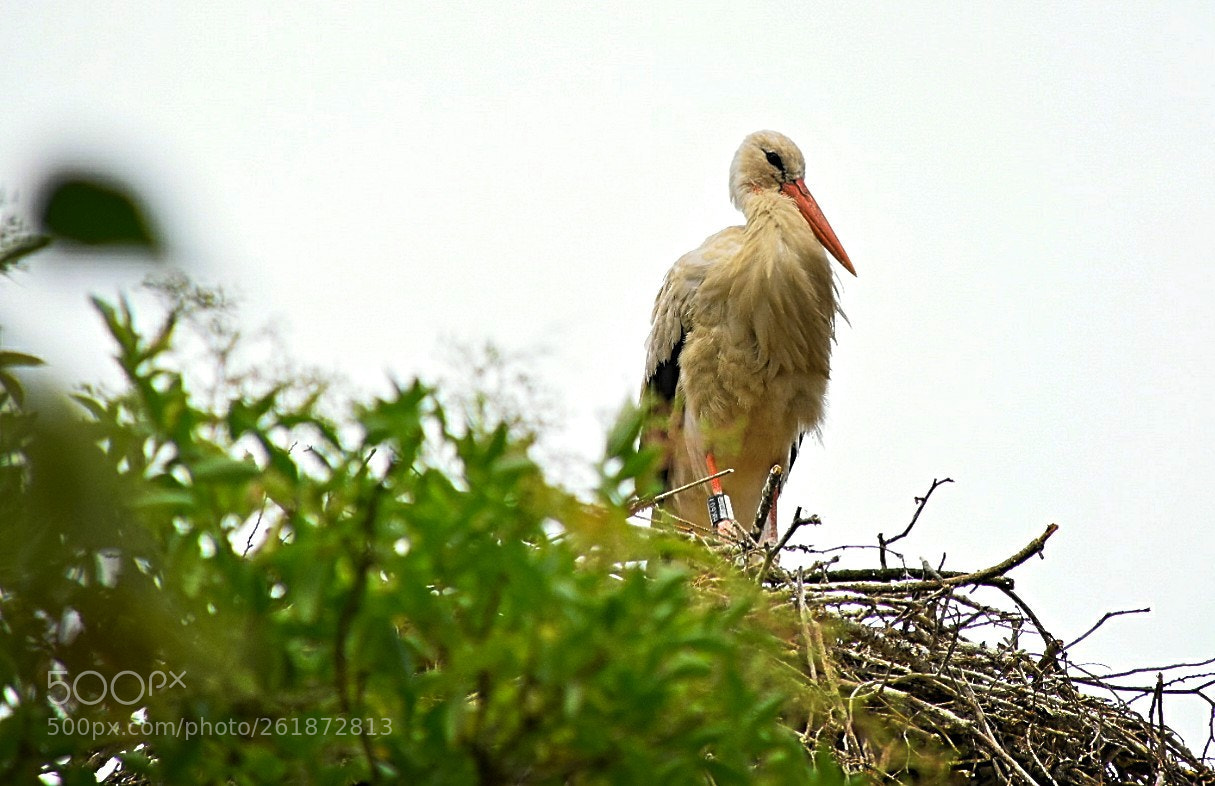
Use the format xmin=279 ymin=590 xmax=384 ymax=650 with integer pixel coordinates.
xmin=878 ymin=477 xmax=953 ymax=569
xmin=627 ymin=467 xmax=734 ymax=515
xmin=756 ymin=507 xmax=819 ymax=583
xmin=811 ymin=524 xmax=1059 ymax=596
xmin=1091 ymin=656 xmax=1215 ymax=681
xmin=1063 ymin=607 xmax=1152 ymax=652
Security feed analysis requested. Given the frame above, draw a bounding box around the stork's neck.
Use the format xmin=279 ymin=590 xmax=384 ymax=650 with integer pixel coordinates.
xmin=737 ymin=189 xmax=831 ymax=278
xmin=725 ymin=189 xmax=839 ymax=374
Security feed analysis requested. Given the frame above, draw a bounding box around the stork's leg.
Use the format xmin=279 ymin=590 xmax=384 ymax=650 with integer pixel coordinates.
xmin=704 ymin=452 xmax=737 ymax=538
xmin=762 ymin=486 xmax=780 ymax=546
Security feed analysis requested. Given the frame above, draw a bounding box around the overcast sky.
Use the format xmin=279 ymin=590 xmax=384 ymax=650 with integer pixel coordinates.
xmin=3 ymin=2 xmax=1213 ymax=753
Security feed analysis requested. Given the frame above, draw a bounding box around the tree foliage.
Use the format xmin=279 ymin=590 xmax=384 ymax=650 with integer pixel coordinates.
xmin=0 ymin=272 xmax=857 ymax=783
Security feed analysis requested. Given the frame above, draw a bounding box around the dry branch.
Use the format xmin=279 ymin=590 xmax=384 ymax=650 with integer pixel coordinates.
xmin=771 ymin=524 xmax=1058 ymax=597
xmin=627 ymin=467 xmax=734 ymax=516
xmin=1064 ymin=607 xmax=1152 ymax=652
xmin=879 ymin=477 xmax=953 ymax=569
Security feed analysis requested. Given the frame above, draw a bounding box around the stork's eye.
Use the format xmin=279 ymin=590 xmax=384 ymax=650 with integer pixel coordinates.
xmin=764 ymin=150 xmax=784 ymax=171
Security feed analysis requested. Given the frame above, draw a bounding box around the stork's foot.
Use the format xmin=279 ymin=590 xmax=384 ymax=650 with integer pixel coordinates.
xmin=715 ymin=519 xmax=740 ymax=539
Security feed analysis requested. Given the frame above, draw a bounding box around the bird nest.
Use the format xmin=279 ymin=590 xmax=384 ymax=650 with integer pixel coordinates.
xmin=700 ymin=477 xmax=1215 ymax=785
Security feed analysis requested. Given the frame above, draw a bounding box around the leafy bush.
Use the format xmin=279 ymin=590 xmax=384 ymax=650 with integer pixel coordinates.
xmin=0 ymin=285 xmax=858 ymax=784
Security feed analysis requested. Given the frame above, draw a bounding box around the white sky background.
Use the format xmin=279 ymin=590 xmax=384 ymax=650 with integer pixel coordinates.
xmin=3 ymin=2 xmax=1214 ymax=752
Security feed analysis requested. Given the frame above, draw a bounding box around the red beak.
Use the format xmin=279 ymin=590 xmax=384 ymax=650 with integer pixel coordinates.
xmin=781 ymin=179 xmax=856 ymax=276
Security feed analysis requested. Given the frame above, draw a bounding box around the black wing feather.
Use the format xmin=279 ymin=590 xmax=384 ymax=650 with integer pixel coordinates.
xmin=785 ymin=433 xmax=804 ymax=493
xmin=647 ymin=332 xmax=684 ymax=404
xmin=643 ymin=331 xmax=684 ymax=490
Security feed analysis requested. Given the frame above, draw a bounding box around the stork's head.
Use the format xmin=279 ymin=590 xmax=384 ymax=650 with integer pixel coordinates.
xmin=729 ymin=130 xmax=856 ymax=276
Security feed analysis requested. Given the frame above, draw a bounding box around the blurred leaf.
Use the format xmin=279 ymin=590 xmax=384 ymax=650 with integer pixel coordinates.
xmin=0 ymin=371 xmax=27 ymax=406
xmin=0 ymin=352 xmax=44 ymax=406
xmin=38 ymin=172 xmax=161 ymax=250
xmin=68 ymin=392 xmax=107 ymax=420
xmin=605 ymin=400 xmax=645 ymax=460
xmin=0 ymin=351 xmax=44 ymax=369
xmin=131 ymin=488 xmax=196 ymax=511
xmin=0 ymin=233 xmax=51 ymax=272
xmin=190 ymin=455 xmax=260 ymax=483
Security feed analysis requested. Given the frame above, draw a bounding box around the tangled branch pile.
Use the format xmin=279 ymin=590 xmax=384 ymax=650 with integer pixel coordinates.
xmin=716 ymin=479 xmax=1215 ymax=784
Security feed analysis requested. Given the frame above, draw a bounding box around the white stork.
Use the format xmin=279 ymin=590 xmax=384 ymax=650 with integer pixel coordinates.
xmin=642 ymin=130 xmax=855 ymax=545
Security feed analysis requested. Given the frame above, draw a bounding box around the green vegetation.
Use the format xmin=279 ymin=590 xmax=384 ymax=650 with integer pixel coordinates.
xmin=0 ymin=196 xmax=860 ymax=783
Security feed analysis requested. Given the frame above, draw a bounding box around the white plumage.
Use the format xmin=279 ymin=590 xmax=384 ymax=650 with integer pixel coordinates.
xmin=643 ymin=131 xmax=855 ymax=544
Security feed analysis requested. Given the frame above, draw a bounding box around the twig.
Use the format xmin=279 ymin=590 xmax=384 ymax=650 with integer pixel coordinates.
xmin=999 ymin=585 xmax=1064 ymax=679
xmin=626 ymin=467 xmax=734 ymax=515
xmin=878 ymin=477 xmax=953 ymax=569
xmin=750 ymin=464 xmax=783 ymax=543
xmin=819 ymin=524 xmax=1059 ymax=596
xmin=786 ymin=542 xmax=897 ymax=556
xmin=1153 ymin=672 xmax=1167 ymax=781
xmin=800 ymin=574 xmax=862 ymax=755
xmin=1094 ymin=656 xmax=1215 ymax=681
xmin=950 ymin=665 xmax=1045 ymax=786
xmin=798 ymin=566 xmax=1013 ymax=590
xmin=948 ymin=523 xmax=1057 ymax=586
xmin=645 ymin=506 xmax=713 ymax=538
xmin=756 ymin=507 xmax=819 ymax=583
xmin=1063 ymin=607 xmax=1152 ymax=652
xmin=795 ymin=569 xmax=817 ymax=683
xmin=243 ymin=496 xmax=268 ymax=556
xmin=1025 ymin=730 xmax=1063 ymax=786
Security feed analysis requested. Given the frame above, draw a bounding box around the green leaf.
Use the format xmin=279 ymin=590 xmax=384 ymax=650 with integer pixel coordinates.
xmin=190 ymin=455 xmax=260 ymax=483
xmin=69 ymin=393 xmax=107 ymax=421
xmin=0 ymin=370 xmax=26 ymax=406
xmin=38 ymin=172 xmax=161 ymax=250
xmin=226 ymin=398 xmax=259 ymax=437
xmin=0 ymin=351 xmax=45 ymax=369
xmin=605 ymin=402 xmax=645 ymax=460
xmin=264 ymin=444 xmax=300 ymax=484
xmin=139 ymin=310 xmax=178 ymax=363
xmin=131 ymin=488 xmax=197 ymax=511
xmin=91 ymin=295 xmax=140 ymax=361
xmin=2 ymin=283 xmax=846 ymax=782
xmin=0 ymin=353 xmax=45 ymax=407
